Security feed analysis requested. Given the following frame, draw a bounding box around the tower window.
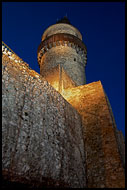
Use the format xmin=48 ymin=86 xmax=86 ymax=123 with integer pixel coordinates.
xmin=25 ymin=112 xmax=28 ymax=116
xmin=74 ymin=58 xmax=76 ymax=61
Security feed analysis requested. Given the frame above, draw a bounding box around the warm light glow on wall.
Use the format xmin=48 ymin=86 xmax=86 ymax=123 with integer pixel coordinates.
xmin=51 ymin=81 xmax=59 ymax=92
xmin=43 ymin=65 xmax=77 ymax=95
xmin=62 ymin=87 xmax=82 ymax=104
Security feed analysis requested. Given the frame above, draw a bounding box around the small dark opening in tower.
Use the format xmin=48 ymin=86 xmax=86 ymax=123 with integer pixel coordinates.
xmin=74 ymin=58 xmax=76 ymax=61
xmin=25 ymin=112 xmax=28 ymax=116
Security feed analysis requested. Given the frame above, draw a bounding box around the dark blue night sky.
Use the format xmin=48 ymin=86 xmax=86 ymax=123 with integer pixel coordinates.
xmin=2 ymin=2 xmax=125 ymax=137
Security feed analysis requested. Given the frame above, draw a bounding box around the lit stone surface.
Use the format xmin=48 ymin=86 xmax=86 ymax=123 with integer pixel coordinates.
xmin=42 ymin=23 xmax=82 ymax=41
xmin=40 ymin=45 xmax=86 ymax=86
xmin=2 ymin=54 xmax=86 ymax=188
xmin=62 ymin=82 xmax=125 ymax=188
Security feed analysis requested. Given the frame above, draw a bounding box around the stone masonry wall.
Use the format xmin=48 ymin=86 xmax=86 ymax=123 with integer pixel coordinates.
xmin=2 ymin=42 xmax=125 ymax=188
xmin=103 ymin=91 xmax=125 ymax=170
xmin=63 ymin=82 xmax=125 ymax=188
xmin=2 ymin=54 xmax=86 ymax=188
xmin=115 ymin=130 xmax=125 ymax=169
xmin=40 ymin=45 xmax=86 ymax=86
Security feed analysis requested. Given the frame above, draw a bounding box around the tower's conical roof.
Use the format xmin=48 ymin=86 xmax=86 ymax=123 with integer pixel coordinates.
xmin=56 ymin=16 xmax=71 ymax=25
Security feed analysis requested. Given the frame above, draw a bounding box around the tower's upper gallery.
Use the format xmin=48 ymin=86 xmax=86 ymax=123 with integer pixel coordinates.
xmin=41 ymin=16 xmax=82 ymax=41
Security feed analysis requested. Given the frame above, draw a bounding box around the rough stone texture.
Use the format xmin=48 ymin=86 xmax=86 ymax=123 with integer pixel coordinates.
xmin=40 ymin=45 xmax=86 ymax=86
xmin=2 ymin=40 xmax=125 ymax=188
xmin=42 ymin=23 xmax=82 ymax=41
xmin=2 ymin=54 xmax=86 ymax=188
xmin=63 ymin=82 xmax=125 ymax=188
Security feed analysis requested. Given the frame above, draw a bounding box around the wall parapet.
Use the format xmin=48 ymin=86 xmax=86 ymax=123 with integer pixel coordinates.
xmin=37 ymin=33 xmax=87 ymax=67
xmin=2 ymin=41 xmax=29 ymax=68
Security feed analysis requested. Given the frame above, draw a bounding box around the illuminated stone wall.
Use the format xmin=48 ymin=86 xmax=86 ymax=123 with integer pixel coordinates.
xmin=40 ymin=45 xmax=86 ymax=86
xmin=43 ymin=64 xmax=76 ymax=94
xmin=2 ymin=43 xmax=125 ymax=188
xmin=2 ymin=54 xmax=86 ymax=188
xmin=63 ymin=82 xmax=125 ymax=188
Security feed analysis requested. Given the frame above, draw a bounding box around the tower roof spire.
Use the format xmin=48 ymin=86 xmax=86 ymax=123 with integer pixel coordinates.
xmin=56 ymin=16 xmax=71 ymax=25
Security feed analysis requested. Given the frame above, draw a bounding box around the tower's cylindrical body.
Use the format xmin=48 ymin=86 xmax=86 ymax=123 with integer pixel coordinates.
xmin=37 ymin=17 xmax=87 ymax=92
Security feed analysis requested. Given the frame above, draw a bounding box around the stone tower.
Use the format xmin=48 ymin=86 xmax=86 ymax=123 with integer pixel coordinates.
xmin=2 ymin=17 xmax=125 ymax=188
xmin=37 ymin=16 xmax=87 ymax=93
